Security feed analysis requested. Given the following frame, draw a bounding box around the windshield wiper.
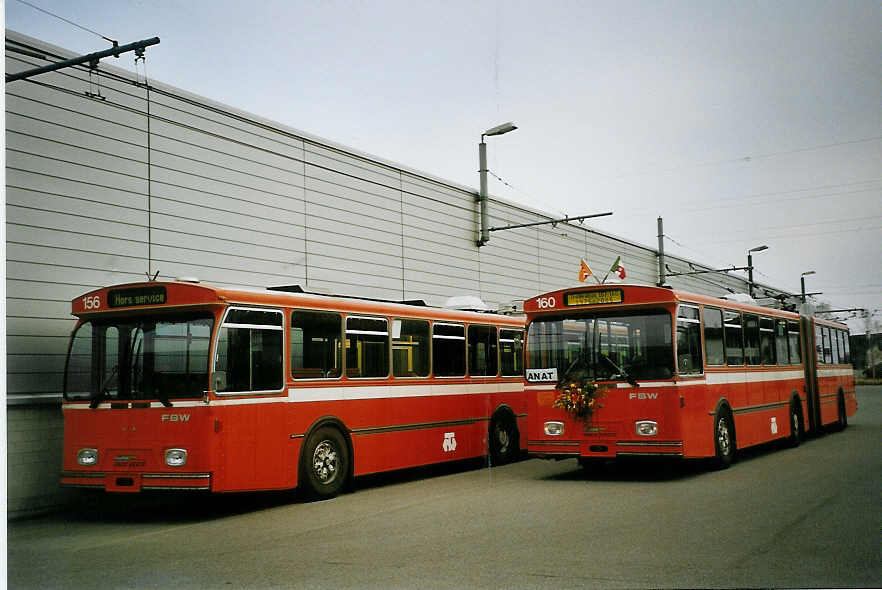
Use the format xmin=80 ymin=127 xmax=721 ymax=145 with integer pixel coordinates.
xmin=90 ymin=365 xmax=118 ymax=408
xmin=600 ymin=354 xmax=639 ymax=387
xmin=558 ymin=354 xmax=590 ymax=385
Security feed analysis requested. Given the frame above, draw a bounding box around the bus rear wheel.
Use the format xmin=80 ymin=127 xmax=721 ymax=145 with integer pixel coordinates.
xmin=713 ymin=410 xmax=735 ymax=469
xmin=301 ymin=426 xmax=349 ymax=500
xmin=786 ymin=400 xmax=803 ymax=448
xmin=834 ymin=393 xmax=848 ymax=431
xmin=489 ymin=414 xmax=519 ymax=466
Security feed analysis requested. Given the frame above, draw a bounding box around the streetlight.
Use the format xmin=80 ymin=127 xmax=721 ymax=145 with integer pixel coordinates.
xmin=747 ymin=245 xmax=768 ymax=298
xmin=801 ymin=270 xmax=816 ymax=303
xmin=477 ymin=122 xmax=518 ymax=247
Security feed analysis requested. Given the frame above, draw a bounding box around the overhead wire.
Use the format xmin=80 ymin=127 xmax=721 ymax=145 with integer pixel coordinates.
xmin=686 ymin=214 xmax=882 ymax=239
xmin=604 ymin=136 xmax=882 ymax=181
xmin=12 ymin=0 xmax=118 ymax=46
xmin=679 ymin=184 xmax=881 ymax=213
xmin=689 ymin=224 xmax=881 ymax=246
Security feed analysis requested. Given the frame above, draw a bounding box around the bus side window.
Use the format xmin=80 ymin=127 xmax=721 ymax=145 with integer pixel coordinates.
xmin=815 ymin=325 xmax=824 ymax=363
xmin=346 ymin=316 xmax=389 ymax=378
xmin=433 ymin=322 xmax=465 ymax=377
xmin=468 ymin=325 xmax=499 ymax=376
xmin=392 ymin=319 xmax=430 ymax=377
xmin=776 ymin=320 xmax=789 ymax=365
xmin=500 ymin=329 xmax=524 ymax=377
xmin=831 ymin=328 xmax=841 ymax=365
xmin=703 ymin=307 xmax=724 ymax=366
xmin=216 ymin=308 xmax=283 ymax=393
xmin=724 ymin=310 xmax=744 ymax=366
xmin=676 ymin=305 xmax=703 ymax=374
xmin=291 ymin=311 xmax=342 ymax=379
xmin=841 ymin=330 xmax=851 ymax=364
xmin=822 ymin=327 xmax=833 ymax=364
xmin=787 ymin=321 xmax=801 ymax=365
xmin=744 ymin=314 xmax=760 ymax=365
xmin=760 ymin=317 xmax=776 ymax=365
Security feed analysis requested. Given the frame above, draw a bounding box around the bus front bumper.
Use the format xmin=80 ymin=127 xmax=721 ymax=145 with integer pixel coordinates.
xmin=61 ymin=471 xmax=212 ymax=492
xmin=528 ymin=439 xmax=684 ymax=459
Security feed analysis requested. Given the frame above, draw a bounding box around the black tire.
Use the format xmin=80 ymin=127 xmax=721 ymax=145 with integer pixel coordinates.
xmin=489 ymin=413 xmax=519 ymax=466
xmin=835 ymin=393 xmax=848 ymax=431
xmin=786 ymin=399 xmax=803 ymax=448
xmin=712 ymin=409 xmax=735 ymax=469
xmin=300 ymin=426 xmax=349 ymax=500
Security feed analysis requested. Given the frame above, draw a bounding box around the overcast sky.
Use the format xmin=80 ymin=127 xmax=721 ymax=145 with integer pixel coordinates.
xmin=6 ymin=0 xmax=880 ymax=332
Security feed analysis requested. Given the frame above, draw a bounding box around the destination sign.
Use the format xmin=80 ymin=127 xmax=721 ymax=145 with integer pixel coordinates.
xmin=108 ymin=286 xmax=167 ymax=308
xmin=565 ymin=289 xmax=623 ymax=306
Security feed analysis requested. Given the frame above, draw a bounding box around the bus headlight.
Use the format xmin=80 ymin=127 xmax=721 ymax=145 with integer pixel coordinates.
xmin=77 ymin=448 xmax=99 ymax=466
xmin=544 ymin=421 xmax=564 ymax=436
xmin=635 ymin=421 xmax=658 ymax=436
xmin=165 ymin=448 xmax=188 ymax=467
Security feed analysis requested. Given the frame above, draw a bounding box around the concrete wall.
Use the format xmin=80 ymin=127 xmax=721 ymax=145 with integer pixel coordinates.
xmin=5 ymin=30 xmax=785 ymax=516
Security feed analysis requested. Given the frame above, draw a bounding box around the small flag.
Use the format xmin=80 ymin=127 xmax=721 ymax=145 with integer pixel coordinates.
xmin=578 ymin=259 xmax=593 ymax=282
xmin=606 ymin=256 xmax=626 ymax=282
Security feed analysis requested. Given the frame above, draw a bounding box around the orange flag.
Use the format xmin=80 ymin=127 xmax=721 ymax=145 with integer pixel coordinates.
xmin=578 ymin=259 xmax=593 ymax=282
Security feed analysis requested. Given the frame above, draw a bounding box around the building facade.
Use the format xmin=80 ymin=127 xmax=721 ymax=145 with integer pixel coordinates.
xmin=5 ymin=31 xmax=788 ymax=515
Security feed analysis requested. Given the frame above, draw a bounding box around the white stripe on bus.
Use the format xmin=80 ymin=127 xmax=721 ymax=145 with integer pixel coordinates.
xmin=63 ymin=382 xmax=526 ymax=409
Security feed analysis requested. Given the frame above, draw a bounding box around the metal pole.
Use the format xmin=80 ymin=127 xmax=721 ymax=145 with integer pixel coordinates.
xmin=657 ymin=216 xmax=665 ymax=286
xmin=477 ymin=140 xmax=489 ymax=246
xmin=488 ymin=211 xmax=612 ymax=232
xmin=801 ymin=275 xmax=807 ymax=303
xmin=747 ymin=253 xmax=754 ymax=297
xmin=6 ymin=37 xmax=160 ymax=83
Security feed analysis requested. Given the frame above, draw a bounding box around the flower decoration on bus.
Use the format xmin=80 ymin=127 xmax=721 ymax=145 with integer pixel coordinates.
xmin=552 ymin=377 xmax=607 ymax=422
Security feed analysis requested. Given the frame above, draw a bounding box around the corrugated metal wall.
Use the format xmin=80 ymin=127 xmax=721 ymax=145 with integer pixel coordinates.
xmin=5 ymin=31 xmax=777 ymax=515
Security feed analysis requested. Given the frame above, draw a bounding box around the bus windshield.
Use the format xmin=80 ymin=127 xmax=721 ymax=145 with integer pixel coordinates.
xmin=527 ymin=310 xmax=673 ymax=383
xmin=64 ymin=313 xmax=214 ymax=403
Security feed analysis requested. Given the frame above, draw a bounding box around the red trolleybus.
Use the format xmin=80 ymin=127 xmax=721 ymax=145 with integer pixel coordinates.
xmin=61 ymin=281 xmax=525 ymax=498
xmin=524 ymin=284 xmax=855 ymax=468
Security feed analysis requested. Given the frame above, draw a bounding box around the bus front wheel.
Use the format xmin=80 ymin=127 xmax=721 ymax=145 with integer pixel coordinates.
xmin=713 ymin=410 xmax=735 ymax=469
xmin=301 ymin=426 xmax=349 ymax=500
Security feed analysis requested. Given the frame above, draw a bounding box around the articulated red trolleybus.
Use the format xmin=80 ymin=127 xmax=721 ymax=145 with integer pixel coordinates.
xmin=524 ymin=284 xmax=856 ymax=468
xmin=61 ymin=281 xmax=525 ymax=497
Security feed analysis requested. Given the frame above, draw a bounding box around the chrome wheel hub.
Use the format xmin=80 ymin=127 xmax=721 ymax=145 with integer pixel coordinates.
xmin=312 ymin=440 xmax=339 ymax=484
xmin=495 ymin=425 xmax=510 ymax=453
xmin=717 ymin=418 xmax=731 ymax=456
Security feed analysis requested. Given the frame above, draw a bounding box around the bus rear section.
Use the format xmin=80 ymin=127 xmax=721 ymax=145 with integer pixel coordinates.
xmin=803 ymin=316 xmax=857 ymax=432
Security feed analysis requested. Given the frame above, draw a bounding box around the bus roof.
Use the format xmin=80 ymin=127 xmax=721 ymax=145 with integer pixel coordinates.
xmin=72 ymin=281 xmax=525 ymax=326
xmin=523 ymin=283 xmax=804 ymax=321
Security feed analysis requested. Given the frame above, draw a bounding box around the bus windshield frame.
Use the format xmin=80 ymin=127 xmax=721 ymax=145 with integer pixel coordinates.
xmin=63 ymin=312 xmax=215 ymax=403
xmin=527 ymin=309 xmax=674 ymax=383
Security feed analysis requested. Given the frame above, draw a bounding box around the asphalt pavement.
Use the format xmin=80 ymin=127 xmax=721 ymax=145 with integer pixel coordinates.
xmin=8 ymin=386 xmax=881 ymax=589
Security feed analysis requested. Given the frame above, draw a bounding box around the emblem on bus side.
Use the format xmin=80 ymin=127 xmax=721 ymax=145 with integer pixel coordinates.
xmin=526 ymin=368 xmax=558 ymax=382
xmin=442 ymin=432 xmax=457 ymax=452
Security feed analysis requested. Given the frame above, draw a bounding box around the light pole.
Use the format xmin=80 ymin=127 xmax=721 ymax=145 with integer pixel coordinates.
xmin=747 ymin=245 xmax=768 ymax=298
xmin=800 ymin=270 xmax=816 ymax=303
xmin=477 ymin=122 xmax=517 ymax=247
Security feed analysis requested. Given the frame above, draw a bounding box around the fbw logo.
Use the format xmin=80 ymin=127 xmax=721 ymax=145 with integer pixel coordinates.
xmin=442 ymin=432 xmax=457 ymax=452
